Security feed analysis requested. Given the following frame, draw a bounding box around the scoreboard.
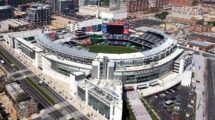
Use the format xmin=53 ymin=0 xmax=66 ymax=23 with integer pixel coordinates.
xmin=102 ymin=21 xmax=129 ymax=34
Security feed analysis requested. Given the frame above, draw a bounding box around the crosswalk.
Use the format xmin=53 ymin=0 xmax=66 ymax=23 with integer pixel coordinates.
xmin=13 ymin=73 xmax=36 ymax=81
xmin=34 ymin=101 xmax=85 ymax=120
xmin=5 ymin=69 xmax=35 ymax=81
xmin=7 ymin=69 xmax=29 ymax=77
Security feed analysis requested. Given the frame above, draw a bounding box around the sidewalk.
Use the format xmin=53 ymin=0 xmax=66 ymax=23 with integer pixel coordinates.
xmin=192 ymin=54 xmax=205 ymax=120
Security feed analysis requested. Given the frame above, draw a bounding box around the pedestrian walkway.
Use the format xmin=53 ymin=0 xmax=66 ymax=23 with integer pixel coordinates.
xmin=192 ymin=55 xmax=205 ymax=120
xmin=7 ymin=69 xmax=29 ymax=77
xmin=61 ymin=110 xmax=85 ymax=120
xmin=32 ymin=101 xmax=69 ymax=119
xmin=127 ymin=91 xmax=152 ymax=120
xmin=13 ymin=73 xmax=35 ymax=81
xmin=140 ymin=72 xmax=181 ymax=96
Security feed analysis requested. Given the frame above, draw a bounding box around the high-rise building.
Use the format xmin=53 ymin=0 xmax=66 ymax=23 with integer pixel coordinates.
xmin=0 ymin=5 xmax=14 ymax=20
xmin=6 ymin=0 xmax=20 ymax=6
xmin=0 ymin=0 xmax=4 ymax=6
xmin=49 ymin=0 xmax=77 ymax=13
xmin=26 ymin=4 xmax=51 ymax=25
xmin=3 ymin=0 xmax=38 ymax=6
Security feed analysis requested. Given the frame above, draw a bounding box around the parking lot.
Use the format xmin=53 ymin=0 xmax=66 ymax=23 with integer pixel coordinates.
xmin=145 ymin=84 xmax=195 ymax=120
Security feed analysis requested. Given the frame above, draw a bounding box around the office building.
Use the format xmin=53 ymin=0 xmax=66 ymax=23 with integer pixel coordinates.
xmin=50 ymin=0 xmax=77 ymax=13
xmin=0 ymin=5 xmax=14 ymax=20
xmin=0 ymin=0 xmax=4 ymax=6
xmin=79 ymin=0 xmax=100 ymax=6
xmin=26 ymin=4 xmax=51 ymax=25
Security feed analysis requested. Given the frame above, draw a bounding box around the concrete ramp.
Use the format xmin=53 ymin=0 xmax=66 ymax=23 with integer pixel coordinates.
xmin=127 ymin=91 xmax=152 ymax=120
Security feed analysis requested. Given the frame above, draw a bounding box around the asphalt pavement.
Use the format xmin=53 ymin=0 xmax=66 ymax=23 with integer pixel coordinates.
xmin=205 ymin=59 xmax=215 ymax=120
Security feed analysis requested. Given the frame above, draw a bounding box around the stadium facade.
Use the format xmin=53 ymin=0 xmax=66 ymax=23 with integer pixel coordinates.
xmin=2 ymin=25 xmax=192 ymax=120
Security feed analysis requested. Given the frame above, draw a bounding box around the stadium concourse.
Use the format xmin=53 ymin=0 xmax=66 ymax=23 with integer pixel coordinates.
xmin=2 ymin=20 xmax=193 ymax=120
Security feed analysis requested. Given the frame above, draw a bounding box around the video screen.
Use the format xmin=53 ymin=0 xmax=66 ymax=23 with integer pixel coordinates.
xmin=107 ymin=25 xmax=124 ymax=34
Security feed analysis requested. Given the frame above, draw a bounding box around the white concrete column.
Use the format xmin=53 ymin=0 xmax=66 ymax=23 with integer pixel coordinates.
xmin=85 ymin=89 xmax=89 ymax=105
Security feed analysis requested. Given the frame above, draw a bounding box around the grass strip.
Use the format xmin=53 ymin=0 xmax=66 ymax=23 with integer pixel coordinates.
xmin=126 ymin=101 xmax=136 ymax=120
xmin=11 ymin=64 xmax=20 ymax=71
xmin=26 ymin=77 xmax=56 ymax=105
xmin=0 ymin=51 xmax=19 ymax=70
xmin=142 ymin=99 xmax=159 ymax=120
xmin=0 ymin=51 xmax=12 ymax=64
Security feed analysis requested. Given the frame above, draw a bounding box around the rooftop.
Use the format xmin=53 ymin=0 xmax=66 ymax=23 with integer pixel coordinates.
xmin=79 ymin=79 xmax=122 ymax=105
xmin=188 ymin=40 xmax=214 ymax=48
xmin=18 ymin=100 xmax=35 ymax=109
xmin=6 ymin=29 xmax=42 ymax=38
xmin=0 ymin=5 xmax=13 ymax=10
xmin=30 ymin=4 xmax=50 ymax=10
xmin=168 ymin=12 xmax=203 ymax=20
xmin=5 ymin=82 xmax=25 ymax=101
xmin=1 ymin=19 xmax=29 ymax=28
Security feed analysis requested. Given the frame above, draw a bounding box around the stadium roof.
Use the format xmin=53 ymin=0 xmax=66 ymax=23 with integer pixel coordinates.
xmin=6 ymin=29 xmax=42 ymax=38
xmin=36 ymin=34 xmax=98 ymax=59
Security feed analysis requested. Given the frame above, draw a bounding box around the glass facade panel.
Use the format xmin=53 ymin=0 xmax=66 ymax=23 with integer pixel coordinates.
xmin=125 ymin=60 xmax=173 ymax=84
xmin=88 ymin=93 xmax=110 ymax=119
xmin=19 ymin=44 xmax=35 ymax=59
xmin=51 ymin=61 xmax=80 ymax=76
xmin=77 ymin=86 xmax=86 ymax=101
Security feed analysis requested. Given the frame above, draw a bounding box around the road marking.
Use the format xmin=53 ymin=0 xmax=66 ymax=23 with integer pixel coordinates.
xmin=12 ymin=73 xmax=36 ymax=81
xmin=61 ymin=110 xmax=85 ymax=120
xmin=7 ymin=69 xmax=29 ymax=77
xmin=39 ymin=101 xmax=70 ymax=119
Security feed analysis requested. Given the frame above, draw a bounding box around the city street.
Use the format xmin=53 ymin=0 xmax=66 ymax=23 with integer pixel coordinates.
xmin=205 ymin=59 xmax=215 ymax=120
xmin=0 ymin=46 xmax=88 ymax=120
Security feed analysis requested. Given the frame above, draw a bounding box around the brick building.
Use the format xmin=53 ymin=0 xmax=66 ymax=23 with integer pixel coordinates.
xmin=10 ymin=100 xmax=38 ymax=120
xmin=166 ymin=12 xmax=203 ymax=25
xmin=169 ymin=0 xmax=199 ymax=6
xmin=188 ymin=25 xmax=212 ymax=33
xmin=5 ymin=83 xmax=38 ymax=120
xmin=201 ymin=0 xmax=215 ymax=10
xmin=126 ymin=0 xmax=168 ymax=13
xmin=187 ymin=40 xmax=214 ymax=52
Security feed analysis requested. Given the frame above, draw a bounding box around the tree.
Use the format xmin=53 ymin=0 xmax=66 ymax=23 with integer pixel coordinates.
xmin=155 ymin=11 xmax=169 ymax=20
xmin=0 ymin=86 xmax=4 ymax=93
xmin=208 ymin=21 xmax=215 ymax=26
xmin=101 ymin=0 xmax=110 ymax=6
xmin=16 ymin=93 xmax=29 ymax=103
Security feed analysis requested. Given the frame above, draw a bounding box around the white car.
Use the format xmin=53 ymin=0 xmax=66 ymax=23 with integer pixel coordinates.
xmin=39 ymin=81 xmax=44 ymax=85
xmin=0 ymin=60 xmax=5 ymax=64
